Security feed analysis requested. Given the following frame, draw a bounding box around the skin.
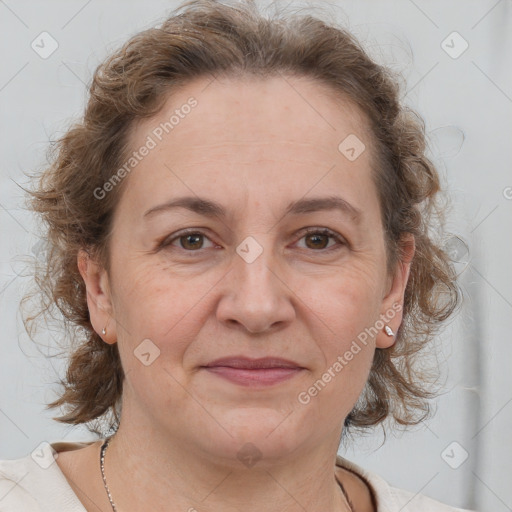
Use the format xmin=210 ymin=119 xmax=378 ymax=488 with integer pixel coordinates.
xmin=57 ymin=75 xmax=414 ymax=512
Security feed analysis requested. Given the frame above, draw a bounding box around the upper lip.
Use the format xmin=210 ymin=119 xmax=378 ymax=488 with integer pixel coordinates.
xmin=202 ymin=356 xmax=304 ymax=369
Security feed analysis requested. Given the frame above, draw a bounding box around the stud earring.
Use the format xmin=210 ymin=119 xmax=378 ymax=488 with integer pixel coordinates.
xmin=384 ymin=325 xmax=394 ymax=337
xmin=102 ymin=326 xmax=107 ymax=336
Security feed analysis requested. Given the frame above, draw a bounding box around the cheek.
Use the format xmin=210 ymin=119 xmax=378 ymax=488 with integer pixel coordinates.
xmin=109 ymin=258 xmax=219 ymax=364
xmin=303 ymin=259 xmax=384 ymax=340
xmin=296 ymin=261 xmax=383 ymax=398
xmin=110 ymin=265 xmax=210 ymax=410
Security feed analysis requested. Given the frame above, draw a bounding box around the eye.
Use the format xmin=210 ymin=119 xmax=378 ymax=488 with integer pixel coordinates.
xmin=159 ymin=227 xmax=346 ymax=253
xmin=295 ymin=228 xmax=346 ymax=251
xmin=162 ymin=229 xmax=216 ymax=251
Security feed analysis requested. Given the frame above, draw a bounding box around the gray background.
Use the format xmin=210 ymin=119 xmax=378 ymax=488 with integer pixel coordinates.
xmin=1 ymin=1 xmax=511 ymax=511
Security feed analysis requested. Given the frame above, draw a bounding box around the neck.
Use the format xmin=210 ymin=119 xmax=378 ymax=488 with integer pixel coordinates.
xmin=102 ymin=420 xmax=351 ymax=512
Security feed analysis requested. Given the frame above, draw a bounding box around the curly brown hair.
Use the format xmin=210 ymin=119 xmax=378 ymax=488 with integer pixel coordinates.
xmin=24 ymin=0 xmax=460 ymax=436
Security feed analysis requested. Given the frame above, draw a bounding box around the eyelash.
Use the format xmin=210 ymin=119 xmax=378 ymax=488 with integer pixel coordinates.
xmin=159 ymin=227 xmax=347 ymax=254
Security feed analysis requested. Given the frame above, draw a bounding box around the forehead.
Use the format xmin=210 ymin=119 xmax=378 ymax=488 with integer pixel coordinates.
xmin=131 ymin=74 xmax=372 ymax=157
xmin=119 ymin=75 xmax=378 ymax=219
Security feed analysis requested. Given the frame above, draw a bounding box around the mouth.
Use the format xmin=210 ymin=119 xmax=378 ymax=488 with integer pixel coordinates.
xmin=201 ymin=356 xmax=305 ymax=387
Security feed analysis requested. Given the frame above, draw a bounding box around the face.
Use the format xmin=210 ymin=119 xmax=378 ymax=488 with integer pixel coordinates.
xmin=81 ymin=75 xmax=412 ymax=464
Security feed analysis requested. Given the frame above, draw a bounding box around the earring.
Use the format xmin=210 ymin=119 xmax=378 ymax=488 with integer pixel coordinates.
xmin=384 ymin=325 xmax=394 ymax=337
xmin=102 ymin=326 xmax=107 ymax=336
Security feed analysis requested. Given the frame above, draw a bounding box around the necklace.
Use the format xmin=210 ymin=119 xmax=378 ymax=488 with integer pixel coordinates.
xmin=100 ymin=436 xmax=117 ymax=511
xmin=100 ymin=436 xmax=354 ymax=512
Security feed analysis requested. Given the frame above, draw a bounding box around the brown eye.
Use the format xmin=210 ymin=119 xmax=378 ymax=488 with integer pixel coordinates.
xmin=161 ymin=229 xmax=216 ymax=252
xmin=179 ymin=233 xmax=205 ymax=250
xmin=296 ymin=228 xmax=345 ymax=252
xmin=304 ymin=232 xmax=330 ymax=250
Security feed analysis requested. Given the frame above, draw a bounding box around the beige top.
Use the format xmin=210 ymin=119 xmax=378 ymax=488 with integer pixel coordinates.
xmin=0 ymin=440 xmax=475 ymax=512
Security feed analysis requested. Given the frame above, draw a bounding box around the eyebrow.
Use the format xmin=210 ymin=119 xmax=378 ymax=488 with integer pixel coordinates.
xmin=143 ymin=195 xmax=362 ymax=223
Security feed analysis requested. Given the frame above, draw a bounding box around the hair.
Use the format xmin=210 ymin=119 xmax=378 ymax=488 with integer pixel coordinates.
xmin=24 ymin=0 xmax=461 ymax=436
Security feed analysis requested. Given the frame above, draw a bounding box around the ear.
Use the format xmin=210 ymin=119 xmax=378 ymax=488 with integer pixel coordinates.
xmin=77 ymin=248 xmax=117 ymax=344
xmin=376 ymin=234 xmax=415 ymax=349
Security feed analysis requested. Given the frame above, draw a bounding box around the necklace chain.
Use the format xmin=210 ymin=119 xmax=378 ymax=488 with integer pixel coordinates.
xmin=99 ymin=436 xmax=353 ymax=512
xmin=100 ymin=436 xmax=117 ymax=511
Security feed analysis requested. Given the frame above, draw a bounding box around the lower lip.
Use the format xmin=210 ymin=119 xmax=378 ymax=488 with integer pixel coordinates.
xmin=203 ymin=366 xmax=303 ymax=386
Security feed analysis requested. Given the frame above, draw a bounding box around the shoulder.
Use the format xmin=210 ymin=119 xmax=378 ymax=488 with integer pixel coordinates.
xmin=335 ymin=454 xmax=477 ymax=512
xmin=387 ymin=485 xmax=475 ymax=512
xmin=0 ymin=441 xmax=90 ymax=512
xmin=0 ymin=454 xmax=40 ymax=511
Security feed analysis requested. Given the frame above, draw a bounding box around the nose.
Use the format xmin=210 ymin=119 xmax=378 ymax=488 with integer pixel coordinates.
xmin=216 ymin=240 xmax=296 ymax=334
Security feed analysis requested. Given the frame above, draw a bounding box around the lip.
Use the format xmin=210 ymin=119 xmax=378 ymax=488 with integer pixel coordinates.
xmin=203 ymin=356 xmax=303 ymax=369
xmin=201 ymin=356 xmax=305 ymax=387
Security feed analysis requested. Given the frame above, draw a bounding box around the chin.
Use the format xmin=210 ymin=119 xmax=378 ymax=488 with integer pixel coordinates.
xmin=204 ymin=407 xmax=308 ymax=462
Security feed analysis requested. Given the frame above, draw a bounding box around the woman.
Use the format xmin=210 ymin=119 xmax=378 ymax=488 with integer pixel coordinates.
xmin=0 ymin=1 xmax=475 ymax=510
